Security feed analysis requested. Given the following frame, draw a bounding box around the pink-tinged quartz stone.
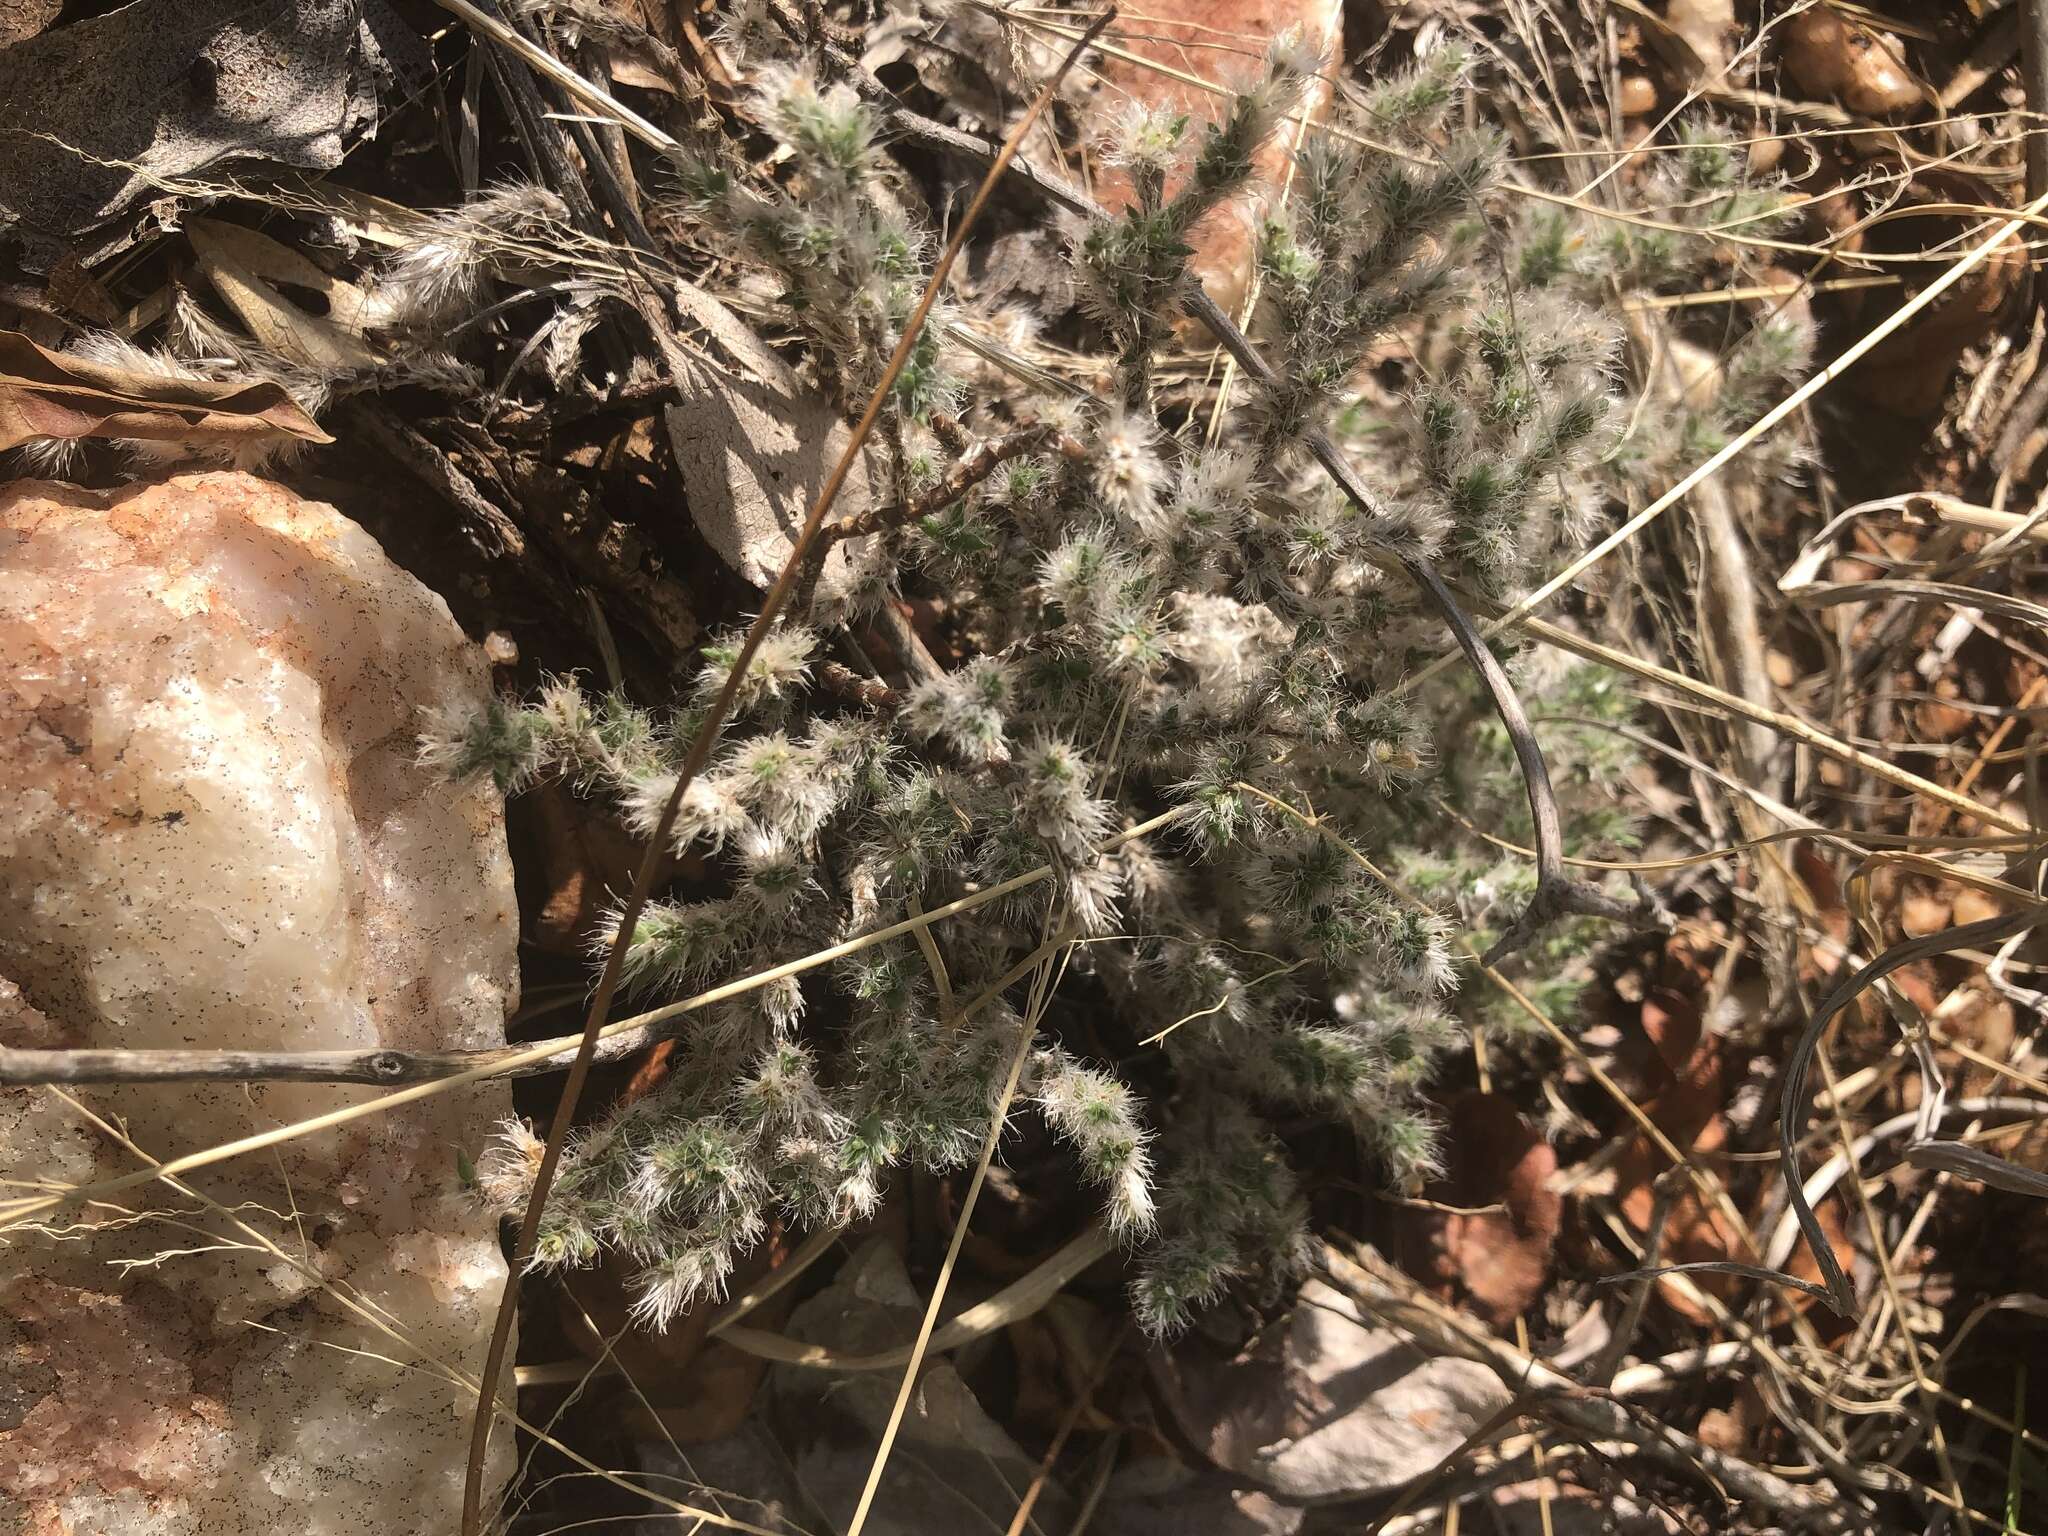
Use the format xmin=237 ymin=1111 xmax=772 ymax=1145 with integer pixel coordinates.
xmin=0 ymin=471 xmax=518 ymax=1536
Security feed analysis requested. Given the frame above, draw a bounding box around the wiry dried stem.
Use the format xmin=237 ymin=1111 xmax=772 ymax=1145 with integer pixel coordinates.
xmin=1176 ymin=285 xmax=1656 ymax=961
xmin=0 ymin=805 xmax=1192 ymax=1091
xmin=1323 ymin=1242 xmax=1868 ymax=1531
xmin=819 ymin=420 xmax=1085 ymax=545
xmin=445 ymin=16 xmax=1118 ymax=1530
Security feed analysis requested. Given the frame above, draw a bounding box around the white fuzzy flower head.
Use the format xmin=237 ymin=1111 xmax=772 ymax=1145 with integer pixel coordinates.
xmin=624 ymin=771 xmax=753 ymax=855
xmin=1103 ymin=101 xmax=1189 ymax=175
xmin=908 ymin=655 xmax=1015 ymax=762
xmin=1020 ymin=738 xmax=1115 ymax=862
xmin=1263 ymin=28 xmax=1326 ymax=88
xmin=1090 ymin=404 xmax=1165 ymax=528
xmin=1038 ymin=526 xmax=1133 ymax=623
xmin=473 ymin=1118 xmax=546 ymax=1212
xmin=1062 ymin=858 xmax=1122 ymax=935
xmin=1380 ymin=906 xmax=1457 ymax=995
xmin=737 ymin=826 xmax=815 ymax=915
xmin=724 ymin=731 xmax=839 ymax=838
xmin=761 ymin=67 xmax=877 ymax=186
xmin=629 ymin=1246 xmax=733 ymax=1330
xmin=696 ymin=624 xmax=817 ymax=714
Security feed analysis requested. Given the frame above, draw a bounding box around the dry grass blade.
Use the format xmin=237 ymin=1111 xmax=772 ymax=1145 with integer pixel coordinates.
xmin=1513 ymin=613 xmax=2031 ymax=835
xmin=1900 ymin=1141 xmax=2048 ymax=1199
xmin=451 ymin=14 xmax=1117 ymax=1531
xmin=842 ymin=936 xmax=1070 ymax=1536
xmin=717 ymin=1224 xmax=1113 ymax=1369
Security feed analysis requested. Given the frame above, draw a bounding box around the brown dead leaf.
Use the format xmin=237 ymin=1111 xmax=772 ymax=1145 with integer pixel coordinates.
xmin=0 ymin=0 xmax=423 ymax=270
xmin=1661 ymin=0 xmax=1734 ymax=81
xmin=0 ymin=329 xmax=330 ymax=455
xmin=188 ymin=218 xmax=382 ymax=371
xmin=1781 ymin=10 xmax=1924 ymax=116
xmin=1401 ymin=1092 xmax=1562 ymax=1328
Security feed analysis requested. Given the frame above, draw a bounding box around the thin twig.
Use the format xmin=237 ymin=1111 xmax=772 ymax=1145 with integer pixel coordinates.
xmin=1005 ymin=1321 xmax=1128 ymax=1536
xmin=1322 ymin=1243 xmax=1863 ymax=1529
xmin=1778 ymin=911 xmax=2048 ymax=1315
xmin=1588 ymin=1167 xmax=1683 ymax=1386
xmin=819 ymin=422 xmax=1084 ymax=544
xmin=0 ymin=811 xmax=1182 ymax=1089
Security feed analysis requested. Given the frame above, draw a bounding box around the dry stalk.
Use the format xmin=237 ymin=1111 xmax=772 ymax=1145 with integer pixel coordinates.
xmin=1778 ymin=911 xmax=2048 ymax=1315
xmin=0 ymin=812 xmax=1183 ymax=1090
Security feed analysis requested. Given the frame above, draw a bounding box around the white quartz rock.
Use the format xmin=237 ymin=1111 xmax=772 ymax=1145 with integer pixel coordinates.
xmin=0 ymin=472 xmax=519 ymax=1535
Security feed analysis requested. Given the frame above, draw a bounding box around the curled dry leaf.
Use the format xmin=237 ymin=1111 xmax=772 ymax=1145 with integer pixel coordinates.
xmin=512 ymin=780 xmax=688 ymax=956
xmin=764 ymin=1238 xmax=1079 ymax=1535
xmin=0 ymin=329 xmax=329 ymax=455
xmin=1781 ymin=9 xmax=1924 ymax=117
xmin=1660 ymin=0 xmax=1735 ymax=82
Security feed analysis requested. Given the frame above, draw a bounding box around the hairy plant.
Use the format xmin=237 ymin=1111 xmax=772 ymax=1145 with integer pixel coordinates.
xmin=1510 ymin=122 xmax=1816 ymax=484
xmin=428 ymin=37 xmax=1717 ymax=1337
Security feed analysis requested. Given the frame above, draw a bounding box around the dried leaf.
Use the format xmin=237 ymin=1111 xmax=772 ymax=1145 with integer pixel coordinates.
xmin=1088 ymin=0 xmax=1342 ymax=319
xmin=0 ymin=0 xmax=428 ymax=269
xmin=664 ymin=286 xmax=886 ymax=613
xmin=1662 ymin=0 xmax=1734 ymax=81
xmin=188 ymin=218 xmax=382 ymax=371
xmin=1150 ymin=1276 xmax=1510 ymax=1501
xmin=1401 ymin=1092 xmax=1562 ymax=1327
xmin=0 ymin=329 xmax=329 ymax=455
xmin=1904 ymin=1140 xmax=2048 ymax=1199
xmin=512 ymin=780 xmax=686 ymax=957
xmin=719 ymin=1225 xmax=1112 ymax=1370
xmin=187 ymin=217 xmax=380 ymax=336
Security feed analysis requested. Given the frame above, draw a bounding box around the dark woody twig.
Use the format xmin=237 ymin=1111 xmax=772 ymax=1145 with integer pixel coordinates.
xmin=819 ymin=421 xmax=1085 ymax=546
